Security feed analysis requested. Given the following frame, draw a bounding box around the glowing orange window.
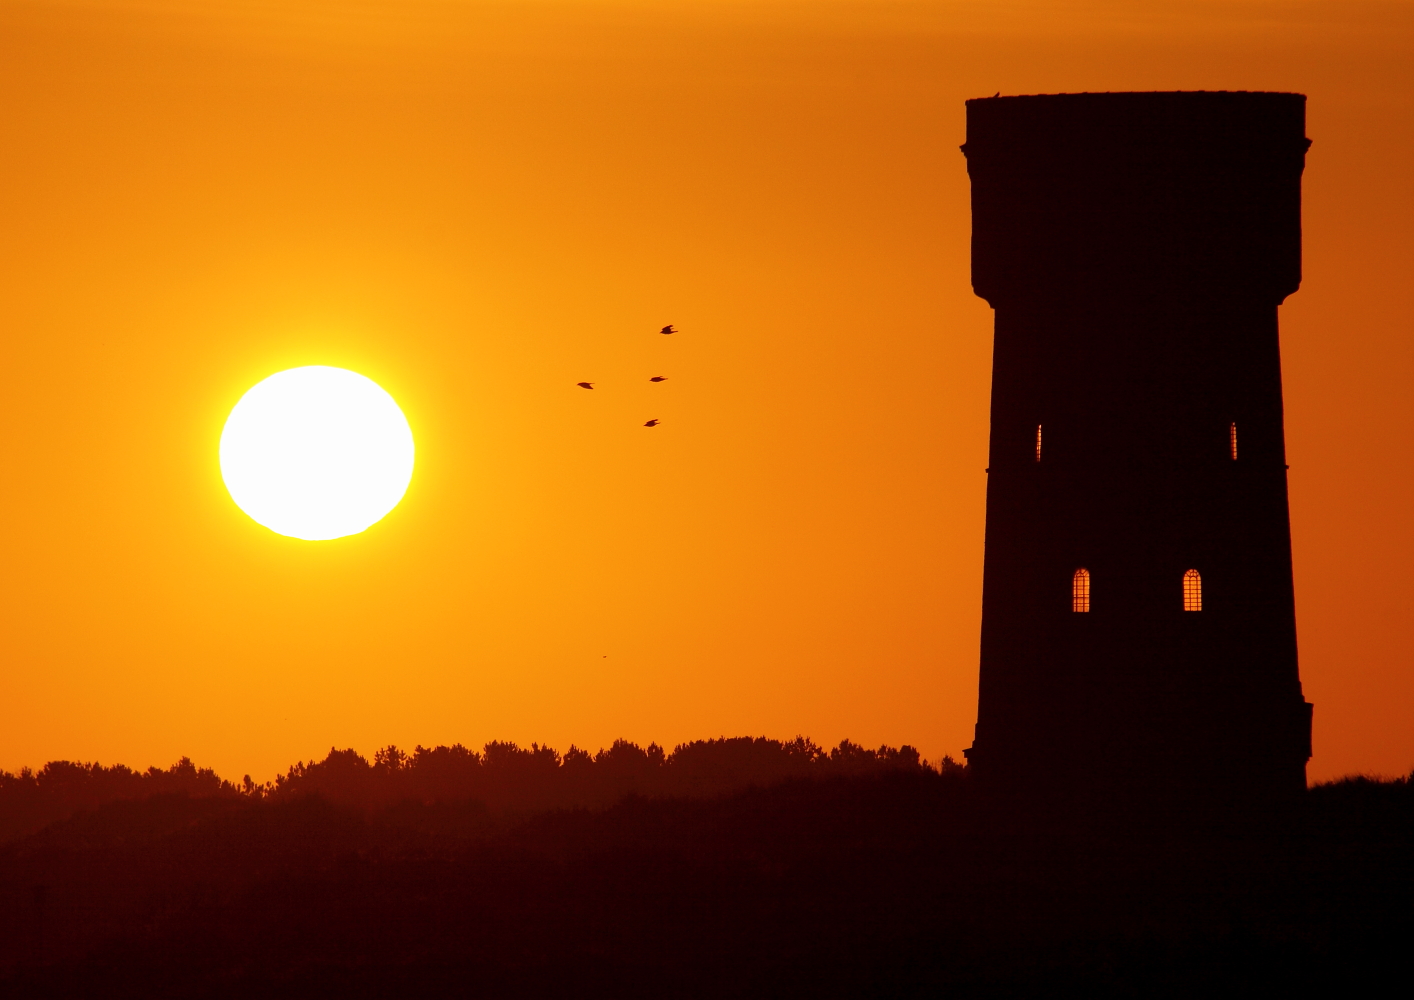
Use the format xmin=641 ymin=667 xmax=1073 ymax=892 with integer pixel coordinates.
xmin=1072 ymin=568 xmax=1090 ymax=613
xmin=1229 ymin=422 xmax=1238 ymax=460
xmin=1035 ymin=424 xmax=1043 ymax=462
xmin=1183 ymin=569 xmax=1202 ymax=611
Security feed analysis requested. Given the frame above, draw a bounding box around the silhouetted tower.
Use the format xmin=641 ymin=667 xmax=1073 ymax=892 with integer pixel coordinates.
xmin=961 ymin=92 xmax=1314 ymax=801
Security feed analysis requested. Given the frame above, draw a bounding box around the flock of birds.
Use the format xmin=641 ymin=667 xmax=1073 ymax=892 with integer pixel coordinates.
xmin=577 ymin=325 xmax=677 ymax=427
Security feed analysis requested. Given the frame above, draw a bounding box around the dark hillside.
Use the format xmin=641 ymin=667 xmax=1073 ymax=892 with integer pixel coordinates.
xmin=0 ymin=745 xmax=1408 ymax=997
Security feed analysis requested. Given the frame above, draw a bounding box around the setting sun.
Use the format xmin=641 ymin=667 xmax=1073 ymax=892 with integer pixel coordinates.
xmin=219 ymin=366 xmax=414 ymax=541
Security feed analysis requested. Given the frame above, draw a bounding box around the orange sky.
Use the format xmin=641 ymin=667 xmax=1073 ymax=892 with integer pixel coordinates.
xmin=0 ymin=0 xmax=1409 ymax=783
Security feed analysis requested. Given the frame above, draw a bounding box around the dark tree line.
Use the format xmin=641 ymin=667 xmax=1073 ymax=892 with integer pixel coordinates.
xmin=0 ymin=736 xmax=957 ymax=844
xmin=0 ymin=757 xmax=233 ymax=845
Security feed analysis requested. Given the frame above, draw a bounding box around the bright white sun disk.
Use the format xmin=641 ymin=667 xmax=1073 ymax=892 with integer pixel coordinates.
xmin=220 ymin=366 xmax=414 ymax=541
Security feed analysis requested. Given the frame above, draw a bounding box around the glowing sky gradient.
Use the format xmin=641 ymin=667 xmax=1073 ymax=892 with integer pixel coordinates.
xmin=0 ymin=0 xmax=1409 ymax=782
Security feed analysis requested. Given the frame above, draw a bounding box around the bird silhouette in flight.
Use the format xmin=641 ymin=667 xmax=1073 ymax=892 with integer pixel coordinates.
xmin=649 ymin=376 xmax=668 ymax=382
xmin=660 ymin=325 xmax=676 ymax=335
xmin=576 ymin=382 xmax=594 ymax=389
xmin=644 ymin=418 xmax=660 ymax=427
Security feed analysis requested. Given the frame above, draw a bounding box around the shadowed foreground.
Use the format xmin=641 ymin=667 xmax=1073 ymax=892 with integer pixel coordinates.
xmin=0 ymin=739 xmax=1409 ymax=997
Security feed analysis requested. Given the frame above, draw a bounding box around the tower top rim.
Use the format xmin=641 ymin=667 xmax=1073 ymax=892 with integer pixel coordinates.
xmin=965 ymin=91 xmax=1308 ymax=149
xmin=967 ymin=90 xmax=1306 ymax=103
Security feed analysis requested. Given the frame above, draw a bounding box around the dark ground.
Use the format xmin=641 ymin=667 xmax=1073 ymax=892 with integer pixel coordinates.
xmin=0 ymin=746 xmax=1409 ymax=998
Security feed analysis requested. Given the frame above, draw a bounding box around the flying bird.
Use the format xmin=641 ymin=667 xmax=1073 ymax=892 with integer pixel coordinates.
xmin=660 ymin=325 xmax=676 ymax=335
xmin=644 ymin=419 xmax=660 ymax=427
xmin=649 ymin=376 xmax=668 ymax=382
xmin=576 ymin=382 xmax=594 ymax=389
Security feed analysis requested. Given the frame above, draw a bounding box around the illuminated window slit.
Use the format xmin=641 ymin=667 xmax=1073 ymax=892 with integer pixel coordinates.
xmin=1035 ymin=424 xmax=1043 ymax=462
xmin=1183 ymin=569 xmax=1202 ymax=611
xmin=1072 ymin=568 xmax=1090 ymax=613
xmin=1229 ymin=422 xmax=1238 ymax=460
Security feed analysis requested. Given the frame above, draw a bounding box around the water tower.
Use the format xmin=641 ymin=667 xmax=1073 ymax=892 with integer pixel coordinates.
xmin=961 ymin=92 xmax=1314 ymax=803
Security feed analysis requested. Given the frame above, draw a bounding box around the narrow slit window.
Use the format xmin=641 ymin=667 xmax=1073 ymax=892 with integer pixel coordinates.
xmin=1229 ymin=422 xmax=1238 ymax=460
xmin=1183 ymin=569 xmax=1202 ymax=611
xmin=1035 ymin=424 xmax=1043 ymax=462
xmin=1072 ymin=568 xmax=1090 ymax=613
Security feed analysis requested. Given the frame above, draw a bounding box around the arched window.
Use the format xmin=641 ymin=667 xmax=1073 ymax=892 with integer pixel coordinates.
xmin=1183 ymin=569 xmax=1202 ymax=611
xmin=1035 ymin=424 xmax=1043 ymax=462
xmin=1072 ymin=568 xmax=1090 ymax=612
xmin=1229 ymin=422 xmax=1238 ymax=460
